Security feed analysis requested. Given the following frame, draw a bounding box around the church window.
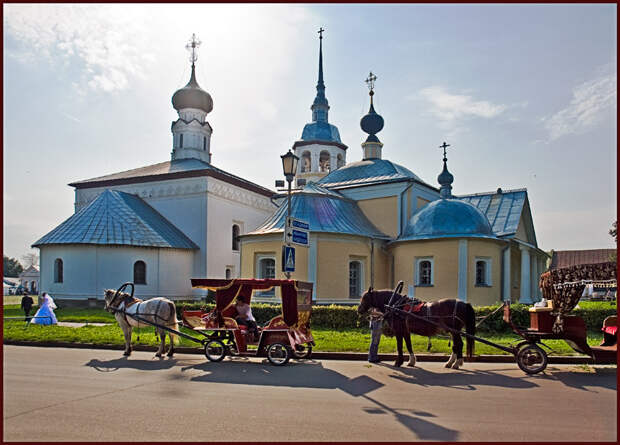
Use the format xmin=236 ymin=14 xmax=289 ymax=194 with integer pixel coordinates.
xmin=337 ymin=153 xmax=344 ymax=168
xmin=232 ymin=224 xmax=240 ymax=251
xmin=415 ymin=258 xmax=433 ymax=286
xmin=475 ymin=258 xmax=492 ymax=286
xmin=225 ymin=267 xmax=232 ymax=279
xmin=203 ymin=136 xmax=207 ymax=151
xmin=180 ymin=134 xmax=183 ymax=148
xmin=134 ymin=261 xmax=146 ymax=285
xmin=301 ymin=151 xmax=311 ymax=173
xmin=319 ymin=151 xmax=330 ymax=172
xmin=256 ymin=255 xmax=276 ymax=297
xmin=349 ymin=260 xmax=363 ymax=297
xmin=54 ymin=259 xmax=63 ymax=283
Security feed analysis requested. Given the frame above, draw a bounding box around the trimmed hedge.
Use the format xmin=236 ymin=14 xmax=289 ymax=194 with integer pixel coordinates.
xmin=175 ymin=301 xmax=617 ymax=334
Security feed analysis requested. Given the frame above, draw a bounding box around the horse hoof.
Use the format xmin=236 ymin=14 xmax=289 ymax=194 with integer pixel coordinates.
xmin=155 ymin=353 xmax=162 ymax=358
xmin=167 ymin=352 xmax=174 ymax=358
xmin=394 ymin=361 xmax=403 ymax=367
xmin=123 ymin=352 xmax=131 ymax=357
xmin=452 ymin=359 xmax=464 ymax=369
xmin=407 ymin=362 xmax=416 ymax=368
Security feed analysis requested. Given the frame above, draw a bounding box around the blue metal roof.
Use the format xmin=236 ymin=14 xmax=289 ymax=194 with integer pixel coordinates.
xmin=300 ymin=121 xmax=342 ymax=143
xmin=458 ymin=189 xmax=527 ymax=238
xmin=246 ymin=182 xmax=389 ymax=239
xmin=318 ymin=158 xmax=428 ymax=188
xmin=32 ymin=190 xmax=199 ymax=249
xmin=396 ymin=198 xmax=496 ymax=242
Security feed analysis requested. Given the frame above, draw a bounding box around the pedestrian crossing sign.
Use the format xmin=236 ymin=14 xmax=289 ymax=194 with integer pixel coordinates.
xmin=282 ymin=245 xmax=295 ymax=272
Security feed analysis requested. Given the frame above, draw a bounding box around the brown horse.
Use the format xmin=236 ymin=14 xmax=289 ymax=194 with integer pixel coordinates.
xmin=358 ymin=286 xmax=476 ymax=369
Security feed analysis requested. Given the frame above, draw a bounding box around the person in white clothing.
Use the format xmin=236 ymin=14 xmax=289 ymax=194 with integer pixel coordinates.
xmin=30 ymin=292 xmax=58 ymax=325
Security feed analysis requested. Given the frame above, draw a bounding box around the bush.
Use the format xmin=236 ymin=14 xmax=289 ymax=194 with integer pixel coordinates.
xmin=175 ymin=300 xmax=617 ymax=334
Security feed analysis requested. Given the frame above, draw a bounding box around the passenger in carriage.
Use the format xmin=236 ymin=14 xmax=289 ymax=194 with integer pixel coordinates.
xmin=235 ymin=296 xmax=259 ymax=341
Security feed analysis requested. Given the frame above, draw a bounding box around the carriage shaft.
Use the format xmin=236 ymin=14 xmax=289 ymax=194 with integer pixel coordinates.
xmin=386 ymin=305 xmax=517 ymax=355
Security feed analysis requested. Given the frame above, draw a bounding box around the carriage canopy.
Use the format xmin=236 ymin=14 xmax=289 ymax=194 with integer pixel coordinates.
xmin=190 ymin=278 xmax=313 ymax=327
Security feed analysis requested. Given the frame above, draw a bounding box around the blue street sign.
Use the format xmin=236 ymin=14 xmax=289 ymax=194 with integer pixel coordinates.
xmin=291 ymin=219 xmax=310 ymax=230
xmin=291 ymin=229 xmax=309 ymax=245
xmin=282 ymin=245 xmax=295 ymax=272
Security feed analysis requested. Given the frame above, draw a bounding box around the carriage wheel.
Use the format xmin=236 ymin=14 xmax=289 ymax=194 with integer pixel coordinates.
xmin=292 ymin=344 xmax=312 ymax=359
xmin=516 ymin=344 xmax=548 ymax=374
xmin=267 ymin=343 xmax=291 ymax=366
xmin=204 ymin=340 xmax=226 ymax=362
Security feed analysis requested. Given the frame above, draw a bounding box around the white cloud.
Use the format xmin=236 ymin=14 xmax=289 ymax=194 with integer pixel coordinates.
xmin=543 ymin=70 xmax=617 ymax=141
xmin=417 ymin=86 xmax=506 ymax=122
xmin=4 ymin=4 xmax=153 ymax=93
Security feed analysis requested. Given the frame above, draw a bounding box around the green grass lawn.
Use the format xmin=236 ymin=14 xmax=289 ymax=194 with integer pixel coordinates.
xmin=2 ymin=302 xmax=608 ymax=356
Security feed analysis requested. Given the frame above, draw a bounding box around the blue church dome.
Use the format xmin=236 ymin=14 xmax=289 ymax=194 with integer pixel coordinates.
xmin=301 ymin=121 xmax=343 ymax=143
xmin=397 ymin=198 xmax=495 ymax=241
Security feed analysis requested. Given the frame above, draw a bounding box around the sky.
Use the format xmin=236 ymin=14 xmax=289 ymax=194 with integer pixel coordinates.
xmin=3 ymin=3 xmax=617 ymax=263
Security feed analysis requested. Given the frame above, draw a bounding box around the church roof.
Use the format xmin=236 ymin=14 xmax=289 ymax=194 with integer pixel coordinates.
xmin=318 ymin=158 xmax=432 ymax=189
xmin=396 ymin=198 xmax=496 ymax=242
xmin=32 ymin=190 xmax=199 ymax=249
xmin=68 ymin=158 xmax=274 ymax=197
xmin=300 ymin=121 xmax=343 ymax=143
xmin=245 ymin=182 xmax=390 ymax=239
xmin=457 ymin=188 xmax=527 ymax=238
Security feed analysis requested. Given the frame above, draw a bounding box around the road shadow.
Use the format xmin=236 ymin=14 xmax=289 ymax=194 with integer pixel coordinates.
xmin=180 ymin=358 xmax=459 ymax=440
xmin=546 ymin=366 xmax=617 ymax=391
xmin=85 ymin=356 xmax=179 ymax=372
xmin=383 ymin=364 xmax=539 ymax=390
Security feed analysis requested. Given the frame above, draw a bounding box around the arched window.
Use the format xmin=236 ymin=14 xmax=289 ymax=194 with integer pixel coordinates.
xmin=54 ymin=259 xmax=63 ymax=283
xmin=179 ymin=134 xmax=183 ymax=148
xmin=475 ymin=258 xmax=491 ymax=286
xmin=416 ymin=259 xmax=433 ymax=286
xmin=225 ymin=268 xmax=232 ymax=279
xmin=349 ymin=261 xmax=362 ymax=297
xmin=319 ymin=151 xmax=330 ymax=172
xmin=257 ymin=256 xmax=276 ymax=296
xmin=337 ymin=153 xmax=344 ymax=168
xmin=301 ymin=151 xmax=311 ymax=173
xmin=134 ymin=261 xmax=146 ymax=285
xmin=232 ymin=224 xmax=240 ymax=251
xmin=203 ymin=136 xmax=207 ymax=151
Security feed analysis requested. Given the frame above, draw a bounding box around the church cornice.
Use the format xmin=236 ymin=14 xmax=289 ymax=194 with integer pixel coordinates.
xmin=293 ymin=139 xmax=348 ymax=150
xmin=70 ymin=168 xmax=274 ymax=198
xmin=171 ymin=118 xmax=213 ymax=130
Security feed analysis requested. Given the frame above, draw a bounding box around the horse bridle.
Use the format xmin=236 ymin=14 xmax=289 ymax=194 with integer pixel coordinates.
xmin=105 ymin=282 xmax=135 ymax=313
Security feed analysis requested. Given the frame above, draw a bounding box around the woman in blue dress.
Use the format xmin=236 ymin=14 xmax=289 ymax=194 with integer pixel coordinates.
xmin=30 ymin=292 xmax=58 ymax=325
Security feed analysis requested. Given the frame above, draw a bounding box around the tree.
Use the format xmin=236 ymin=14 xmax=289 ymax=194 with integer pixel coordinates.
xmin=21 ymin=252 xmax=39 ymax=268
xmin=3 ymin=255 xmax=23 ymax=277
xmin=609 ymin=221 xmax=617 ymax=262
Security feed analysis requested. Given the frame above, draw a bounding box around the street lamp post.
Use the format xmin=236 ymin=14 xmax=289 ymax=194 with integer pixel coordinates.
xmin=280 ymin=149 xmax=299 ymax=279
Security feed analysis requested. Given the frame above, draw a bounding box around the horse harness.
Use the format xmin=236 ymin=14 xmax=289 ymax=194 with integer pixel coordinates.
xmin=108 ymin=293 xmax=169 ymax=327
xmin=384 ymin=292 xmax=464 ymax=329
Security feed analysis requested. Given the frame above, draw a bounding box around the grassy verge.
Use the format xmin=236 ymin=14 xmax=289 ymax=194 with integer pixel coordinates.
xmin=3 ymin=317 xmax=606 ymax=356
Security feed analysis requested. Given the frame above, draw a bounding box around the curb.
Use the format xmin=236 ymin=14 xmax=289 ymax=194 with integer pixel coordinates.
xmin=3 ymin=340 xmax=601 ymax=364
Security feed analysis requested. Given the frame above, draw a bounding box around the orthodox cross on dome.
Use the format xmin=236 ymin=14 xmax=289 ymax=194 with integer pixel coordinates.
xmin=439 ymin=141 xmax=451 ymax=161
xmin=185 ymin=33 xmax=201 ymax=66
xmin=318 ymin=27 xmax=324 ymax=39
xmin=365 ymin=72 xmax=377 ymax=95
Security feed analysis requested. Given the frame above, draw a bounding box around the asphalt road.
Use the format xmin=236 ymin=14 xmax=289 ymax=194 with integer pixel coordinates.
xmin=3 ymin=345 xmax=617 ymax=442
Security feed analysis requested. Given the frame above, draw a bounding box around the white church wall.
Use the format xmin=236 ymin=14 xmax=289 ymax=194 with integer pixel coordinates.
xmin=205 ymin=177 xmax=274 ymax=279
xmin=38 ymin=245 xmax=194 ymax=300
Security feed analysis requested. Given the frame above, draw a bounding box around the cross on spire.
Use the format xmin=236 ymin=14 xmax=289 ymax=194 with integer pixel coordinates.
xmin=185 ymin=33 xmax=201 ymax=66
xmin=318 ymin=27 xmax=324 ymax=39
xmin=439 ymin=141 xmax=451 ymax=160
xmin=365 ymin=71 xmax=377 ymax=93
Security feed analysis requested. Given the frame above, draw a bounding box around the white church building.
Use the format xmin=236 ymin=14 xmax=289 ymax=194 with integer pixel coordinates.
xmin=33 ymin=35 xmax=275 ymax=301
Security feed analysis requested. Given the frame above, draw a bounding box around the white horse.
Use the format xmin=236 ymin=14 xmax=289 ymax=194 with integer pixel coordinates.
xmin=104 ymin=288 xmax=179 ymax=358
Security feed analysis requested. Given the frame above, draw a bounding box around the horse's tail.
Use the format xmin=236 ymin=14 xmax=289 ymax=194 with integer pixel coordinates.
xmin=464 ymin=302 xmax=476 ymax=358
xmin=168 ymin=301 xmax=179 ymax=345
